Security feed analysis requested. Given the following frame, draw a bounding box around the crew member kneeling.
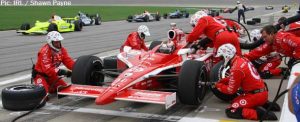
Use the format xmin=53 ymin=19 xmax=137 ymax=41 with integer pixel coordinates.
xmin=214 ymin=44 xmax=277 ymax=120
xmin=32 ymin=31 xmax=74 ymax=93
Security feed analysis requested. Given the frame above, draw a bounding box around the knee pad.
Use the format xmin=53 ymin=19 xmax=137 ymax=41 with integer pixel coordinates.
xmin=256 ymin=106 xmax=278 ymax=120
xmin=225 ymin=108 xmax=243 ymax=119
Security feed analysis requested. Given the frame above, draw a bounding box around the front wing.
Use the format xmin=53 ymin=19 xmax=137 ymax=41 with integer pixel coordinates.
xmin=58 ymin=84 xmax=176 ymax=109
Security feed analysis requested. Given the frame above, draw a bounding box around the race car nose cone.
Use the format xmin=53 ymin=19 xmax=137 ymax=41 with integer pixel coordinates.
xmin=95 ymin=89 xmax=117 ymax=105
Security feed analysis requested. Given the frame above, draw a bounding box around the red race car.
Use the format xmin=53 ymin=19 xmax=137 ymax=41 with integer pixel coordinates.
xmin=58 ymin=37 xmax=216 ymax=109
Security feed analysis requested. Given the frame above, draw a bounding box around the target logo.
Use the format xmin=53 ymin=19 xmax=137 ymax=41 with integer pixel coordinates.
xmin=232 ymin=103 xmax=239 ymax=108
xmin=239 ymin=99 xmax=247 ymax=106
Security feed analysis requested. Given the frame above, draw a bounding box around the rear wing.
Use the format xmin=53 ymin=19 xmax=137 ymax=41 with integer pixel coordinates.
xmin=58 ymin=84 xmax=176 ymax=109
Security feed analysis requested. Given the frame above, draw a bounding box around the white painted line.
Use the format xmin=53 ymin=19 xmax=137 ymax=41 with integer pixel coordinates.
xmin=42 ymin=104 xmax=182 ymax=121
xmin=0 ymin=74 xmax=31 ymax=86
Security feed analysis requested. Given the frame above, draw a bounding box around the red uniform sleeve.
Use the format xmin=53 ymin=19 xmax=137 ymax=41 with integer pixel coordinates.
xmin=128 ymin=33 xmax=139 ymax=49
xmin=186 ymin=18 xmax=208 ymax=43
xmin=216 ymin=70 xmax=244 ymax=95
xmin=38 ymin=48 xmax=58 ymax=77
xmin=61 ymin=47 xmax=75 ymax=70
xmin=243 ymin=43 xmax=273 ymax=61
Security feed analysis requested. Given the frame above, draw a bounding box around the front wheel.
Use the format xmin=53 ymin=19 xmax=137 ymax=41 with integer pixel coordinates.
xmin=209 ymin=61 xmax=238 ymax=101
xmin=178 ymin=60 xmax=208 ymax=105
xmin=71 ymin=55 xmax=104 ymax=86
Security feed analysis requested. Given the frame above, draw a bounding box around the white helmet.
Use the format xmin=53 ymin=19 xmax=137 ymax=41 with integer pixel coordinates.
xmin=216 ymin=44 xmax=236 ymax=66
xmin=46 ymin=31 xmax=64 ymax=51
xmin=190 ymin=10 xmax=207 ymax=27
xmin=250 ymin=29 xmax=262 ymax=41
xmin=237 ymin=1 xmax=240 ymax=4
xmin=138 ymin=25 xmax=150 ymax=38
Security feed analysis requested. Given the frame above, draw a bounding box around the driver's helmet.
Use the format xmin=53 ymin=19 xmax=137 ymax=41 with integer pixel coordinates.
xmin=216 ymin=44 xmax=236 ymax=66
xmin=46 ymin=31 xmax=64 ymax=52
xmin=250 ymin=29 xmax=262 ymax=41
xmin=159 ymin=41 xmax=174 ymax=54
xmin=138 ymin=25 xmax=150 ymax=39
xmin=190 ymin=10 xmax=208 ymax=27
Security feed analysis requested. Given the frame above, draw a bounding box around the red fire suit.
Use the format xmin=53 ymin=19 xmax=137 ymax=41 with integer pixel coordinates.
xmin=186 ymin=16 xmax=241 ymax=55
xmin=252 ymin=52 xmax=282 ymax=77
xmin=286 ymin=21 xmax=300 ymax=37
xmin=216 ymin=56 xmax=268 ymax=120
xmin=244 ymin=32 xmax=300 ymax=61
xmin=120 ymin=32 xmax=148 ymax=52
xmin=34 ymin=44 xmax=74 ymax=93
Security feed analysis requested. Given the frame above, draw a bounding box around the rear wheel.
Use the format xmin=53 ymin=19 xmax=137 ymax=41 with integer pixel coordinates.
xmin=210 ymin=61 xmax=238 ymax=101
xmin=178 ymin=60 xmax=208 ymax=105
xmin=155 ymin=14 xmax=161 ymax=21
xmin=127 ymin=15 xmax=133 ymax=22
xmin=144 ymin=15 xmax=149 ymax=22
xmin=2 ymin=84 xmax=46 ymax=111
xmin=47 ymin=23 xmax=58 ymax=32
xmin=71 ymin=55 xmax=104 ymax=86
xmin=20 ymin=23 xmax=30 ymax=35
xmin=163 ymin=13 xmax=168 ymax=19
xmin=185 ymin=13 xmax=189 ymax=18
xmin=74 ymin=20 xmax=83 ymax=31
xmin=95 ymin=17 xmax=101 ymax=25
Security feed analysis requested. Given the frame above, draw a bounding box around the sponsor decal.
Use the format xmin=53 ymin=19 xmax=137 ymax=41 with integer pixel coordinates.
xmin=37 ymin=78 xmax=43 ymax=84
xmin=239 ymin=99 xmax=247 ymax=106
xmin=232 ymin=103 xmax=239 ymax=108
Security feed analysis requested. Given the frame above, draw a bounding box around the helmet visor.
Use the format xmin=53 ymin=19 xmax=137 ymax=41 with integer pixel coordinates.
xmin=52 ymin=41 xmax=62 ymax=50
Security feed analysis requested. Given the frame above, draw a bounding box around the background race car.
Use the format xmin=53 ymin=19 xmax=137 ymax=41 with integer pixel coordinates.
xmin=65 ymin=11 xmax=101 ymax=26
xmin=265 ymin=6 xmax=274 ymax=10
xmin=163 ymin=10 xmax=189 ymax=19
xmin=17 ymin=15 xmax=83 ymax=35
xmin=127 ymin=12 xmax=161 ymax=22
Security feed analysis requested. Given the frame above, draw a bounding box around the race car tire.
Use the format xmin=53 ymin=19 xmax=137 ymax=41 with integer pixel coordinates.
xmin=74 ymin=20 xmax=83 ymax=31
xmin=103 ymin=56 xmax=117 ymax=69
xmin=240 ymin=38 xmax=265 ymax=50
xmin=252 ymin=18 xmax=261 ymax=23
xmin=149 ymin=41 xmax=162 ymax=50
xmin=20 ymin=23 xmax=30 ymax=35
xmin=72 ymin=55 xmax=104 ymax=86
xmin=95 ymin=17 xmax=101 ymax=25
xmin=2 ymin=84 xmax=46 ymax=111
xmin=127 ymin=15 xmax=133 ymax=22
xmin=155 ymin=14 xmax=161 ymax=21
xmin=163 ymin=13 xmax=168 ymax=19
xmin=178 ymin=60 xmax=208 ymax=105
xmin=144 ymin=15 xmax=149 ymax=22
xmin=246 ymin=20 xmax=256 ymax=25
xmin=210 ymin=61 xmax=238 ymax=101
xmin=185 ymin=13 xmax=189 ymax=18
xmin=47 ymin=23 xmax=58 ymax=32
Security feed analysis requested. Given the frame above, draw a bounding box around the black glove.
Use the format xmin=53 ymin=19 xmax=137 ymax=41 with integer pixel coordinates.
xmin=58 ymin=69 xmax=72 ymax=77
xmin=259 ymin=71 xmax=273 ymax=79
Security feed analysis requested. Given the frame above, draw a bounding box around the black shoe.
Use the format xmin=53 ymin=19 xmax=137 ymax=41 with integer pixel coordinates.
xmin=262 ymin=101 xmax=281 ymax=112
xmin=225 ymin=108 xmax=243 ymax=119
xmin=256 ymin=106 xmax=278 ymax=120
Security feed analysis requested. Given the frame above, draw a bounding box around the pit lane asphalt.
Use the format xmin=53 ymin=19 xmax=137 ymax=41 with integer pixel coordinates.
xmin=0 ymin=6 xmax=297 ymax=122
